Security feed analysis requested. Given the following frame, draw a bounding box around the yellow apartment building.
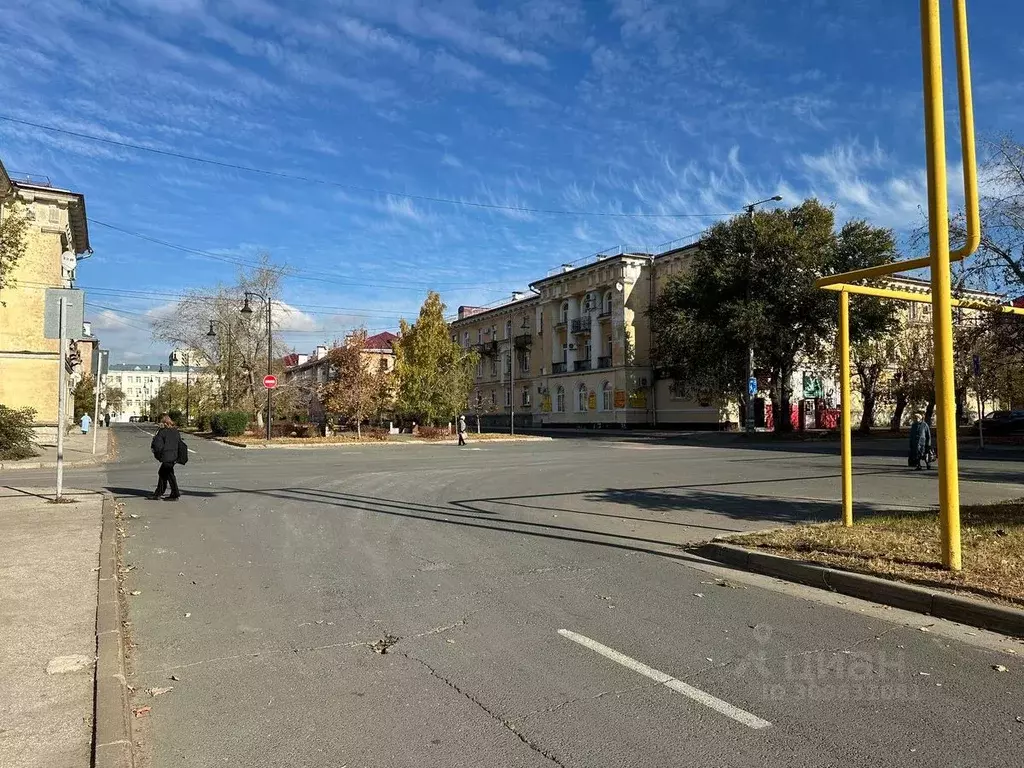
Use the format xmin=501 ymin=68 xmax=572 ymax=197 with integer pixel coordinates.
xmin=0 ymin=159 xmax=92 ymax=436
xmin=451 ymin=243 xmax=1010 ymax=431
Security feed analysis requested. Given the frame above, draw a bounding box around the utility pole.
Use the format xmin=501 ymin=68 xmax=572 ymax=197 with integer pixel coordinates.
xmin=744 ymin=196 xmax=782 ymax=432
xmin=241 ymin=292 xmax=273 ymax=441
xmin=55 ymin=296 xmax=67 ymax=501
xmin=184 ymin=352 xmax=191 ymax=427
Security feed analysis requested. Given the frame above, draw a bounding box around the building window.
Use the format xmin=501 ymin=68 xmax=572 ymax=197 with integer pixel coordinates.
xmin=490 ymin=390 xmax=497 ymax=405
xmin=522 ymin=386 xmax=530 ymax=407
xmin=555 ymin=386 xmax=565 ymax=412
xmin=475 ymin=391 xmax=483 ymax=406
xmin=490 ymin=357 xmax=497 ymax=377
xmin=603 ymin=291 xmax=613 ymax=315
xmin=583 ymin=341 xmax=592 ymax=361
xmin=577 ymin=383 xmax=588 ymax=412
xmin=669 ymin=381 xmax=686 ymax=400
xmin=378 ymin=358 xmax=388 ymax=371
xmin=602 ymin=381 xmax=612 ymax=411
xmin=520 ymin=352 xmax=530 ymax=373
xmin=505 ymin=387 xmax=511 ymax=407
xmin=464 ymin=331 xmax=470 ymax=347
xmin=476 ymin=360 xmax=483 ymax=378
xmin=560 ymin=302 xmax=569 ymax=324
xmin=561 ymin=343 xmax=568 ymax=362
xmin=583 ymin=293 xmax=594 ymax=314
xmin=505 ymin=319 xmax=512 ymax=339
xmin=477 ymin=329 xmax=483 ymax=344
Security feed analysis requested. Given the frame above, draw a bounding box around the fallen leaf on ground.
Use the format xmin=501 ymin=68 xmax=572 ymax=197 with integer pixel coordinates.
xmin=133 ymin=706 xmax=151 ymax=718
xmin=129 ymin=590 xmax=141 ymax=596
xmin=993 ymin=665 xmax=1009 ymax=673
xmin=146 ymin=687 xmax=173 ymax=697
xmin=693 ymin=593 xmax=704 ymax=598
xmin=169 ymin=674 xmax=180 ymax=681
xmin=918 ymin=626 xmax=932 ymax=633
xmin=184 ymin=613 xmax=191 ymax=618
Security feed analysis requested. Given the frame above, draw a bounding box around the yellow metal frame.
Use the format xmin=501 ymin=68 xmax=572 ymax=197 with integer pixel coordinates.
xmin=817 ymin=0 xmax=983 ymax=571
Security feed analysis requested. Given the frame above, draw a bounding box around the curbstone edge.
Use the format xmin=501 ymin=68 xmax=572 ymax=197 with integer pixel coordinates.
xmin=696 ymin=542 xmax=1024 ymax=638
xmin=93 ymin=493 xmax=133 ymax=768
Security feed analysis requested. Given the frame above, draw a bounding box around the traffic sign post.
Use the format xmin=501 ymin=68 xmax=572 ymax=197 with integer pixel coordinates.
xmin=745 ymin=377 xmax=758 ymax=432
xmin=263 ymin=374 xmax=278 ymax=389
xmin=973 ymin=355 xmax=983 ymax=450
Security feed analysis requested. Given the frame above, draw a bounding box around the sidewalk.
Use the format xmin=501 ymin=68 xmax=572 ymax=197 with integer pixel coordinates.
xmin=0 ymin=426 xmax=112 ymax=470
xmin=0 ymin=486 xmax=103 ymax=768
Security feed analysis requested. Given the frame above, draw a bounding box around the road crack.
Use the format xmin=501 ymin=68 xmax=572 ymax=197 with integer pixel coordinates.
xmin=507 ymin=681 xmax=659 ymax=723
xmin=401 ymin=652 xmax=568 ymax=768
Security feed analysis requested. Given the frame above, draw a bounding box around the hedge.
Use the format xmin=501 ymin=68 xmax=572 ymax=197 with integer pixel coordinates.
xmin=0 ymin=404 xmax=38 ymax=461
xmin=211 ymin=411 xmax=249 ymax=436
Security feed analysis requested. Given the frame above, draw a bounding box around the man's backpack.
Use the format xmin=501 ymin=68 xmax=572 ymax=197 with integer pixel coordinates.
xmin=177 ymin=438 xmax=189 ymax=465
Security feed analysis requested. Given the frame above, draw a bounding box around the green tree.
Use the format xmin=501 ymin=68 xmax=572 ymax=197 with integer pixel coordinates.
xmin=73 ymin=375 xmax=95 ymax=421
xmin=651 ymin=200 xmax=896 ymax=431
xmin=0 ymin=200 xmax=29 ymax=302
xmin=103 ymin=385 xmax=126 ymax=418
xmin=320 ymin=329 xmax=375 ymax=437
xmin=393 ymin=292 xmax=478 ymax=426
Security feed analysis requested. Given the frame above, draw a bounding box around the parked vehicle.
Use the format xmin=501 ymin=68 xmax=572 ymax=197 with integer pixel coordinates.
xmin=974 ymin=410 xmax=1024 ymax=435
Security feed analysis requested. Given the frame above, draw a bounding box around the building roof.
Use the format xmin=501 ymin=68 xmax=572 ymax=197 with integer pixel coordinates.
xmin=364 ymin=331 xmax=397 ymax=351
xmin=450 ymin=296 xmax=539 ymax=326
xmin=9 ymin=176 xmax=91 ymax=254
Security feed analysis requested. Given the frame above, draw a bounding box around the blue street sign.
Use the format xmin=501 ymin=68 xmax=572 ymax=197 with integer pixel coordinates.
xmin=748 ymin=377 xmax=758 ymax=396
xmin=972 ymin=354 xmax=981 ymax=377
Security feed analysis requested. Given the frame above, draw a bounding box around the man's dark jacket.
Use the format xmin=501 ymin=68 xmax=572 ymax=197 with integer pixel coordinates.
xmin=151 ymin=427 xmax=181 ymax=463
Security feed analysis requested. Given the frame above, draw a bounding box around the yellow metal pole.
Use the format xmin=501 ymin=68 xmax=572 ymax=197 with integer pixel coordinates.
xmin=953 ymin=0 xmax=981 ymax=257
xmin=839 ymin=290 xmax=853 ymax=527
xmin=921 ymin=0 xmax=962 ymax=570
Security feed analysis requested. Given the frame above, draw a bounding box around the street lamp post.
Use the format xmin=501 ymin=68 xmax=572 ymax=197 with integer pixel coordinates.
xmin=167 ymin=354 xmax=174 ymax=415
xmin=241 ymin=291 xmax=272 ymax=441
xmin=508 ymin=316 xmax=529 ymax=436
xmin=743 ymin=195 xmax=783 ymax=432
xmin=207 ymin=320 xmax=234 ymax=408
xmin=184 ymin=352 xmax=191 ymax=427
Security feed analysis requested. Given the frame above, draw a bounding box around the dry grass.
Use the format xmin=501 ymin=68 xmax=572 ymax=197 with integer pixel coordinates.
xmin=736 ymin=500 xmax=1024 ymax=608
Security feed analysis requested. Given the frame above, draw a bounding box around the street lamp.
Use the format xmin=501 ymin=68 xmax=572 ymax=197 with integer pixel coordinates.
xmin=508 ymin=316 xmax=530 ymax=436
xmin=207 ymin=320 xmax=234 ymax=408
xmin=241 ymin=291 xmax=272 ymax=441
xmin=743 ymin=195 xmax=783 ymax=433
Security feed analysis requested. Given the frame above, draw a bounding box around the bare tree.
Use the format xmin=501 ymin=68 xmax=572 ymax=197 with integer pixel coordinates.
xmin=151 ymin=257 xmax=289 ymax=428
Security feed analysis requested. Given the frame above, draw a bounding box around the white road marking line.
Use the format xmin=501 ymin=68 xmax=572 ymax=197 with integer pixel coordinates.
xmin=557 ymin=629 xmax=771 ymax=730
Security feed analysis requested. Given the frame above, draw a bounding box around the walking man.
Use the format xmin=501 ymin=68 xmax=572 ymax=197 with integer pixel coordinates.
xmin=457 ymin=414 xmax=467 ymax=446
xmin=150 ymin=413 xmax=182 ymax=500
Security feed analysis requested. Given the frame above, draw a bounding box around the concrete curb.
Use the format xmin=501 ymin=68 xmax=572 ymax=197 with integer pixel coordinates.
xmin=93 ymin=494 xmax=134 ymax=768
xmin=696 ymin=542 xmax=1024 ymax=638
xmin=210 ymin=436 xmax=552 ymax=449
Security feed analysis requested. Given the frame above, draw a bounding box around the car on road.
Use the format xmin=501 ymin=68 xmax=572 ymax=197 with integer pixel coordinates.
xmin=974 ymin=409 xmax=1024 ymax=435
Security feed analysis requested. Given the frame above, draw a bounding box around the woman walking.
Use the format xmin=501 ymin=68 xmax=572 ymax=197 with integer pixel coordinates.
xmin=150 ymin=414 xmax=182 ymax=500
xmin=908 ymin=412 xmax=932 ymax=471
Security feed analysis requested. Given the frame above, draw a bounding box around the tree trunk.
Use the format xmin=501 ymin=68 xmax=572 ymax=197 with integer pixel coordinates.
xmin=776 ymin=366 xmax=793 ymax=433
xmin=925 ymin=393 xmax=936 ymax=424
xmin=859 ymin=393 xmax=875 ymax=434
xmin=890 ymin=392 xmax=908 ymax=432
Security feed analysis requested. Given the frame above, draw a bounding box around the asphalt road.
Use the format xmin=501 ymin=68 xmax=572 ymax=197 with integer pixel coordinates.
xmin=13 ymin=426 xmax=1024 ymax=767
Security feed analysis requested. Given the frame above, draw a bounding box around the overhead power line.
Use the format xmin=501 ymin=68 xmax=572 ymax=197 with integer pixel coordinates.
xmin=89 ymin=219 xmax=512 ymax=293
xmin=1 ymin=114 xmax=736 ymax=220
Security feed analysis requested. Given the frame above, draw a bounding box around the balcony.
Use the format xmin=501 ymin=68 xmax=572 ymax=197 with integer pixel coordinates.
xmin=570 ymin=316 xmax=592 ymax=334
xmin=597 ymin=356 xmax=612 ymax=369
xmin=552 ymin=362 xmax=567 ymax=374
xmin=598 ymin=308 xmax=612 ymax=319
xmin=574 ymin=360 xmax=591 ymax=372
xmin=475 ymin=340 xmax=499 ymax=357
xmin=514 ymin=332 xmax=532 ymax=348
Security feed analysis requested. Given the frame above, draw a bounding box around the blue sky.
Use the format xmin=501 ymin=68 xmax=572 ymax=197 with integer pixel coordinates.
xmin=2 ymin=0 xmax=1021 ymax=362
